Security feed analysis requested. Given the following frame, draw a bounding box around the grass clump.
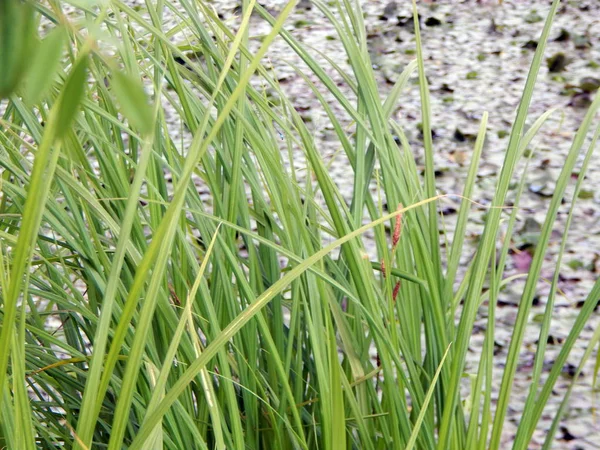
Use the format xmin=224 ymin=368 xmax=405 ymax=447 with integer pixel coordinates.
xmin=0 ymin=0 xmax=599 ymax=449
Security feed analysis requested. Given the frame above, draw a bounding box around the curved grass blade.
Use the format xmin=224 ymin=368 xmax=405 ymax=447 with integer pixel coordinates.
xmin=128 ymin=196 xmax=443 ymax=449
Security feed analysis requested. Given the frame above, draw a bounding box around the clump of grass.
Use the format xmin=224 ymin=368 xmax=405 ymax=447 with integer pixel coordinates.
xmin=0 ymin=0 xmax=598 ymax=449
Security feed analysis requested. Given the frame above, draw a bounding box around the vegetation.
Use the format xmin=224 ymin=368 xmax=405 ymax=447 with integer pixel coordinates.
xmin=0 ymin=0 xmax=598 ymax=448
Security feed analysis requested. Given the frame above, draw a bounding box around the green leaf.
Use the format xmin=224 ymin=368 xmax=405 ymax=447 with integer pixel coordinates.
xmin=0 ymin=0 xmax=35 ymax=98
xmin=55 ymin=55 xmax=89 ymax=138
xmin=405 ymin=344 xmax=451 ymax=450
xmin=23 ymin=27 xmax=67 ymax=106
xmin=111 ymin=70 xmax=153 ymax=135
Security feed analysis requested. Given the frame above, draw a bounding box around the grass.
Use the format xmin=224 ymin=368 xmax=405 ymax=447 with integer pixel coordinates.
xmin=0 ymin=0 xmax=599 ymax=448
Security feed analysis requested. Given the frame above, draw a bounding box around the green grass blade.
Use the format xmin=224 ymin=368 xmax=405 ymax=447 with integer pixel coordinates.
xmin=438 ymin=2 xmax=562 ymax=447
xmin=405 ymin=344 xmax=452 ymax=450
xmin=494 ymin=89 xmax=600 ymax=450
xmin=128 ymin=197 xmax=440 ymax=448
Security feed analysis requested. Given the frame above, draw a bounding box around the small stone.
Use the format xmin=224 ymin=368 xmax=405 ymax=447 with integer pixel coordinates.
xmin=380 ymin=1 xmax=397 ymax=20
xmin=547 ymin=52 xmax=568 ymax=72
xmin=568 ymin=92 xmax=592 ymax=109
xmin=553 ymin=28 xmax=570 ymax=42
xmin=297 ymin=0 xmax=312 ymax=10
xmin=425 ymin=16 xmax=442 ymax=26
xmin=573 ymin=33 xmax=592 ymax=49
xmin=488 ymin=18 xmax=501 ymax=35
xmin=453 ymin=128 xmax=466 ymax=142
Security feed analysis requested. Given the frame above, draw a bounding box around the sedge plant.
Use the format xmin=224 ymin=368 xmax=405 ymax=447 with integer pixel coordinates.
xmin=0 ymin=0 xmax=599 ymax=449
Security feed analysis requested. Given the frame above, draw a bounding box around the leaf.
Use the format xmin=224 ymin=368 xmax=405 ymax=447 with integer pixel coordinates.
xmin=579 ymin=77 xmax=600 ymax=93
xmin=110 ymin=70 xmax=153 ymax=135
xmin=55 ymin=56 xmax=89 ymax=138
xmin=578 ymin=189 xmax=594 ymax=200
xmin=404 ymin=344 xmax=451 ymax=450
xmin=524 ymin=11 xmax=543 ymax=24
xmin=23 ymin=27 xmax=68 ymax=106
xmin=61 ymin=0 xmax=108 ymax=8
xmin=0 ymin=0 xmax=35 ymax=98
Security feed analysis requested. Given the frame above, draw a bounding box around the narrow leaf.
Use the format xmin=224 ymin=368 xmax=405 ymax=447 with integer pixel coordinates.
xmin=55 ymin=56 xmax=89 ymax=138
xmin=23 ymin=27 xmax=67 ymax=106
xmin=111 ymin=70 xmax=153 ymax=135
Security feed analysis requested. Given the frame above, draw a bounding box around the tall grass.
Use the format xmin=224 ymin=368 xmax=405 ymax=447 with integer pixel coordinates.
xmin=0 ymin=0 xmax=599 ymax=448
